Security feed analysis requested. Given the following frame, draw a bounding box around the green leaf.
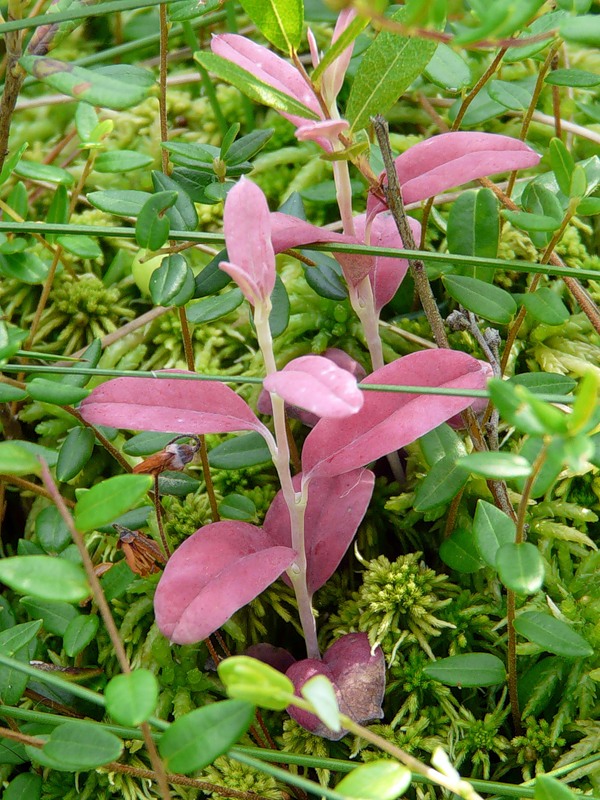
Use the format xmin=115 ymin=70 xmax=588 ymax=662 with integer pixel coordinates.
xmin=56 ymin=428 xmax=96 ymax=482
xmin=545 ymin=69 xmax=600 ymax=88
xmin=36 ymin=506 xmax=71 ymax=554
xmin=0 ymin=442 xmax=42 ymax=475
xmin=549 ymin=138 xmax=574 ymax=197
xmin=0 ymin=384 xmax=27 ymax=402
xmin=473 ymin=500 xmax=516 ymax=567
xmin=312 ymin=13 xmax=369 ymax=85
xmin=195 ymin=52 xmax=319 ymax=120
xmin=424 ymin=654 xmax=506 ymax=687
xmin=447 ymin=189 xmax=499 ymax=280
xmin=150 ymin=253 xmax=195 ymax=306
xmin=3 ymin=773 xmax=43 ymax=800
xmin=156 ymin=471 xmax=201 ymax=496
xmin=336 ymin=761 xmax=411 ymax=800
xmin=238 ymin=0 xmax=303 ymax=53
xmin=514 ymin=611 xmax=593 ymax=658
xmin=0 ymin=556 xmax=88 ymax=602
xmin=514 ymin=437 xmax=565 ymax=498
xmin=268 ymin=273 xmax=290 ymax=338
xmin=123 ymin=431 xmax=177 ymax=456
xmin=56 ymin=234 xmax=103 ymax=259
xmin=443 ymin=274 xmax=517 ymax=324
xmin=0 ymin=142 xmax=28 ymax=187
xmin=105 ymin=669 xmax=159 ymax=726
xmin=226 ymin=129 xmax=274 ymax=165
xmin=152 ymin=171 xmax=198 ymax=232
xmin=457 ymin=452 xmax=531 ymax=479
xmin=135 ymin=191 xmax=177 ymax=251
xmin=346 ymin=7 xmax=437 ymax=133
xmin=63 ymin=614 xmax=99 ymax=657
xmin=518 ymin=288 xmax=570 ymax=326
xmin=220 ymin=123 xmax=241 ymax=159
xmin=209 ymin=432 xmax=272 ymax=469
xmin=440 ymin=528 xmax=484 ymax=574
xmin=301 ymin=675 xmax=341 ymax=732
xmin=413 ymin=453 xmax=469 ymax=512
xmin=186 ymin=288 xmax=244 ymax=324
xmin=14 ymin=160 xmax=75 ymax=186
xmin=20 ymin=596 xmax=78 ymax=636
xmin=509 ymin=372 xmax=575 ymax=396
xmin=95 ymin=150 xmax=154 ymax=173
xmin=88 ymin=189 xmax=152 ymax=216
xmin=0 ymin=251 xmax=50 ymax=284
xmin=218 ymin=494 xmax=257 ymax=521
xmin=568 ymin=370 xmax=598 ymax=434
xmin=26 ymin=379 xmax=89 ymax=406
xmin=488 ymin=79 xmax=533 ymax=111
xmin=158 ymin=699 xmax=256 ymax=774
xmin=41 ymin=721 xmax=123 ymax=771
xmin=488 ymin=377 xmax=567 ymax=436
xmin=0 ymin=621 xmax=41 ymax=704
xmin=193 ymin=249 xmax=231 ymax=297
xmin=503 ymin=209 xmax=561 ymax=233
xmin=302 ymin=250 xmax=347 ymax=300
xmin=496 ymin=542 xmax=544 ymax=594
xmin=535 ymin=775 xmax=578 ymax=800
xmin=20 ymin=56 xmax=152 ymax=111
xmin=424 ymin=43 xmax=471 ymax=91
xmin=504 ymin=11 xmax=569 ymax=62
xmin=419 ymin=423 xmax=465 ymax=466
xmin=74 ymin=474 xmax=152 ymax=531
xmin=218 ymin=656 xmax=295 ymax=710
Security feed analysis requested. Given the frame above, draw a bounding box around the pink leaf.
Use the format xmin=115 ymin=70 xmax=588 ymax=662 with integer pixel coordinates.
xmin=353 ymin=212 xmax=421 ymax=311
xmin=211 ymin=34 xmax=321 ymax=118
xmin=263 ymin=355 xmax=363 ymax=419
xmin=321 ymin=9 xmax=358 ymax=105
xmin=80 ymin=375 xmax=268 ymax=437
xmin=154 ymin=521 xmax=296 ymax=644
xmin=245 ymin=643 xmax=296 ymax=673
xmin=286 ymin=633 xmax=385 ymax=739
xmin=221 ymin=178 xmax=275 ymax=306
xmin=264 ymin=469 xmax=375 ymax=593
xmin=302 ymin=350 xmax=489 ymax=478
xmin=270 ymin=211 xmax=352 ymax=253
xmin=367 ymin=132 xmax=541 ymax=217
xmin=447 ymin=359 xmax=494 ymax=428
xmin=295 ymin=119 xmax=349 ymax=145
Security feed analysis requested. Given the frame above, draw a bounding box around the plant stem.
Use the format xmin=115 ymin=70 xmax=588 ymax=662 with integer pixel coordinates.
xmin=153 ymin=473 xmax=172 ymax=558
xmin=253 ymin=302 xmax=319 ymax=659
xmin=39 ymin=463 xmax=172 ymax=799
xmin=159 ymin=2 xmax=170 ymax=173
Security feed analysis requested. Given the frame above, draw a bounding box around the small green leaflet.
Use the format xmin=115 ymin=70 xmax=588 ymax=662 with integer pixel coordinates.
xmin=20 ymin=56 xmax=152 ymax=111
xmin=238 ymin=0 xmax=303 ymax=54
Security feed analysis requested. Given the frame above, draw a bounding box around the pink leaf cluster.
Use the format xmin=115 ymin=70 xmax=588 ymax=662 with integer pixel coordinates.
xmin=286 ymin=633 xmax=385 ymax=740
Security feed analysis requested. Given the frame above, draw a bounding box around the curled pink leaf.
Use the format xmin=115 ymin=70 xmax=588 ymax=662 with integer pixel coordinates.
xmin=270 ymin=211 xmax=352 ymax=253
xmin=286 ymin=633 xmax=385 ymax=739
xmin=368 ymin=132 xmax=541 ymax=217
xmin=302 ymin=350 xmax=490 ymax=478
xmin=80 ymin=374 xmax=268 ymax=437
xmin=264 ymin=469 xmax=375 ymax=593
xmin=154 ymin=521 xmax=296 ymax=644
xmin=221 ymin=177 xmax=275 ymax=306
xmin=211 ymin=34 xmax=321 ymax=119
xmin=263 ymin=355 xmax=363 ymax=419
xmin=447 ymin=359 xmax=494 ymax=428
xmin=295 ymin=119 xmax=349 ymax=145
xmin=321 ymin=9 xmax=358 ymax=106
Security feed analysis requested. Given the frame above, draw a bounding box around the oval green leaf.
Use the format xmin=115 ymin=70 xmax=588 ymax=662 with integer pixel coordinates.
xmin=95 ymin=150 xmax=154 ymax=173
xmin=150 ymin=253 xmax=195 ymax=306
xmin=301 ymin=674 xmax=341 ymax=733
xmin=63 ymin=614 xmax=99 ymax=657
xmin=105 ymin=669 xmax=159 ymax=726
xmin=443 ymin=274 xmax=516 ymax=323
xmin=187 ymin=288 xmax=244 ymax=324
xmin=218 ymin=493 xmax=256 ymax=521
xmin=514 ymin=612 xmax=593 ymax=658
xmin=218 ymin=656 xmax=294 ymax=710
xmin=158 ymin=699 xmax=255 ymax=774
xmin=473 ymin=500 xmax=516 ymax=567
xmin=496 ymin=542 xmax=544 ymax=594
xmin=0 ymin=442 xmax=42 ymax=475
xmin=424 ymin=653 xmax=506 ymax=687
xmin=209 ymin=432 xmax=273 ymax=469
xmin=56 ymin=426 xmax=96 ymax=482
xmin=0 ymin=556 xmax=88 ymax=602
xmin=336 ymin=761 xmax=412 ymax=800
xmin=74 ymin=474 xmax=152 ymax=531
xmin=440 ymin=528 xmax=484 ymax=574
xmin=42 ymin=721 xmax=123 ymax=771
xmin=457 ymin=451 xmax=531 ymax=479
